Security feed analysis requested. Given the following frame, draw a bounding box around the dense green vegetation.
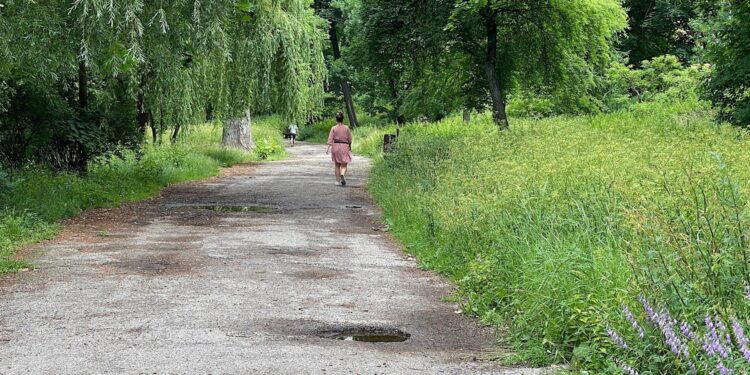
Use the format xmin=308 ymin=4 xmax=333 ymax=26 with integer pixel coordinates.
xmin=340 ymin=56 xmax=750 ymax=373
xmin=359 ymin=100 xmax=750 ymax=373
xmin=311 ymin=0 xmax=749 ymax=129
xmin=0 ymin=0 xmax=325 ymax=167
xmin=0 ymin=118 xmax=286 ymax=273
xmin=3 ymin=0 xmax=750 ymax=373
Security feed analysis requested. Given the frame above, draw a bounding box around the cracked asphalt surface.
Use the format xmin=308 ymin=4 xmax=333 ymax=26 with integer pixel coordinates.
xmin=0 ymin=143 xmax=549 ymax=374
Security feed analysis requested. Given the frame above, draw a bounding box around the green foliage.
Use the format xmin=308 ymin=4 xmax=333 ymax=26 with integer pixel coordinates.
xmin=367 ymin=101 xmax=750 ymax=371
xmin=703 ymin=1 xmax=750 ymax=127
xmin=209 ymin=0 xmax=328 ymax=123
xmin=0 ymin=80 xmax=138 ymax=169
xmin=495 ymin=55 xmax=710 ymax=118
xmin=399 ymin=57 xmax=475 ymax=121
xmin=0 ymin=118 xmax=283 ymax=273
xmin=299 ymin=113 xmax=391 ymax=143
xmin=0 ymin=0 xmax=326 ymax=168
xmin=599 ymin=55 xmax=710 ymax=112
xmin=252 ymin=118 xmax=288 ymax=161
xmin=620 ymin=0 xmax=698 ymax=64
xmin=339 ymin=0 xmax=628 ymax=121
xmin=351 ymin=123 xmax=396 ymax=157
xmin=297 ymin=121 xmax=335 ymax=143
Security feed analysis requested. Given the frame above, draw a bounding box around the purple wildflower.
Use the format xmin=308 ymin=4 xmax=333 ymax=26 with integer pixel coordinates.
xmin=620 ymin=363 xmax=639 ymax=375
xmin=716 ymin=361 xmax=733 ymax=375
xmin=704 ymin=315 xmax=730 ymax=359
xmin=623 ymin=304 xmax=645 ymax=338
xmin=607 ymin=326 xmax=629 ymax=350
xmin=731 ymin=318 xmax=750 ymax=365
xmin=615 ymin=359 xmax=639 ymax=375
xmin=638 ymin=295 xmax=657 ymax=323
xmin=655 ymin=308 xmax=688 ymax=358
xmin=680 ymin=321 xmax=697 ymax=341
xmin=716 ymin=318 xmax=733 ymax=356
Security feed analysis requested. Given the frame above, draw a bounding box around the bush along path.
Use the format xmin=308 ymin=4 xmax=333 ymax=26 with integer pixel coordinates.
xmin=0 ymin=143 xmax=550 ymax=374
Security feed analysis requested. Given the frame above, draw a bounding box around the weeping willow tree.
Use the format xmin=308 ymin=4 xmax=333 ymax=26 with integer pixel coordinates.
xmin=0 ymin=0 xmax=326 ymax=166
xmin=83 ymin=0 xmax=327 ymax=149
xmin=131 ymin=1 xmax=218 ymax=144
xmin=206 ymin=0 xmax=327 ymax=149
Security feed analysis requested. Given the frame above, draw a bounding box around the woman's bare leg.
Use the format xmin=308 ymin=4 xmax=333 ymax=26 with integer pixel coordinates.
xmin=334 ymin=163 xmax=341 ymax=182
xmin=339 ymin=164 xmax=348 ymax=186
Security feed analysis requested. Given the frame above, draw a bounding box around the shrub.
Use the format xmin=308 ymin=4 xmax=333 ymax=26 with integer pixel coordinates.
xmin=601 ymin=55 xmax=710 ymax=111
xmin=0 ymin=81 xmax=138 ymax=170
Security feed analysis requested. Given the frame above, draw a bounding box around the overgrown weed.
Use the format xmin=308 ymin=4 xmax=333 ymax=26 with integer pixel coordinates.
xmin=367 ymin=100 xmax=750 ymax=372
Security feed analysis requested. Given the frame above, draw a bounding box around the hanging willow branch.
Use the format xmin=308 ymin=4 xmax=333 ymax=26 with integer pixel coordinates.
xmin=1 ymin=0 xmax=326 ymax=135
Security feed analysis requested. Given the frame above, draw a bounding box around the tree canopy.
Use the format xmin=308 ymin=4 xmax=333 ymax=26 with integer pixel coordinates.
xmin=620 ymin=0 xmax=698 ymax=64
xmin=703 ymin=1 xmax=750 ymax=126
xmin=0 ymin=0 xmax=326 ymax=165
xmin=340 ymin=0 xmax=626 ymax=125
xmin=2 ymin=0 xmax=750 ymax=167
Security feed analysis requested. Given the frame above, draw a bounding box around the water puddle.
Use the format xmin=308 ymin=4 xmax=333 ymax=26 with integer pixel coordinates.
xmin=318 ymin=326 xmax=410 ymax=343
xmin=345 ymin=205 xmax=363 ymax=209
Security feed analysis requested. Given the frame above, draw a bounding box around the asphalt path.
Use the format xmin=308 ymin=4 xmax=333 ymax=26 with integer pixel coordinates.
xmin=0 ymin=143 xmax=549 ymax=374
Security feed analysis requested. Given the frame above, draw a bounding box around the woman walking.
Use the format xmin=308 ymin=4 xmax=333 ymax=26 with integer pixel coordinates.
xmin=326 ymin=112 xmax=353 ymax=186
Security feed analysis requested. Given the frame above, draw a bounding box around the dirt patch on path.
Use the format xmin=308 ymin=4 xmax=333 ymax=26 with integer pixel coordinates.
xmin=0 ymin=144 xmax=549 ymax=374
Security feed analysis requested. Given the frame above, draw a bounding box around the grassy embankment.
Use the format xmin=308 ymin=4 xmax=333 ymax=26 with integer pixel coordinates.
xmin=0 ymin=117 xmax=287 ymax=273
xmin=350 ymin=101 xmax=750 ymax=372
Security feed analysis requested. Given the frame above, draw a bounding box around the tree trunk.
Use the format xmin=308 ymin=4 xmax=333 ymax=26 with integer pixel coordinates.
xmin=222 ymin=111 xmax=254 ymax=150
xmin=78 ymin=61 xmax=88 ymax=110
xmin=151 ymin=122 xmax=158 ymax=144
xmin=340 ymin=81 xmax=358 ymax=128
xmin=482 ymin=6 xmax=509 ymax=129
xmin=136 ymin=89 xmax=148 ymax=136
xmin=136 ymin=68 xmax=154 ymax=139
xmin=388 ymin=79 xmax=402 ymax=121
xmin=329 ymin=19 xmax=358 ymax=128
xmin=206 ymin=102 xmax=214 ymax=122
xmin=154 ymin=108 xmax=163 ymax=145
xmin=170 ymin=124 xmax=181 ymax=144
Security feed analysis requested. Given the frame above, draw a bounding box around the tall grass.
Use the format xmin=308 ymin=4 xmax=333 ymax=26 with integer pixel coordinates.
xmin=0 ymin=117 xmax=286 ymax=273
xmin=366 ymin=100 xmax=750 ymax=372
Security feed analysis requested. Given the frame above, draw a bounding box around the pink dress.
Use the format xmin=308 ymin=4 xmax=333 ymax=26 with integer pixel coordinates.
xmin=327 ymin=123 xmax=353 ymax=164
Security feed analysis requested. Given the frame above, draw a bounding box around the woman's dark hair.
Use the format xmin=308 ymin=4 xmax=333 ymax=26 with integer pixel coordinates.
xmin=336 ymin=112 xmax=345 ymax=123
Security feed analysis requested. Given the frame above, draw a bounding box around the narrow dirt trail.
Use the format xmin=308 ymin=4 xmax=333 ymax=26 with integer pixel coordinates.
xmin=0 ymin=144 xmax=546 ymax=374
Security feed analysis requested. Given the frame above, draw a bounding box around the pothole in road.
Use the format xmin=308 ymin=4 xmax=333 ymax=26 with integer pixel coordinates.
xmin=317 ymin=326 xmax=411 ymax=343
xmin=195 ymin=205 xmax=275 ymax=213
